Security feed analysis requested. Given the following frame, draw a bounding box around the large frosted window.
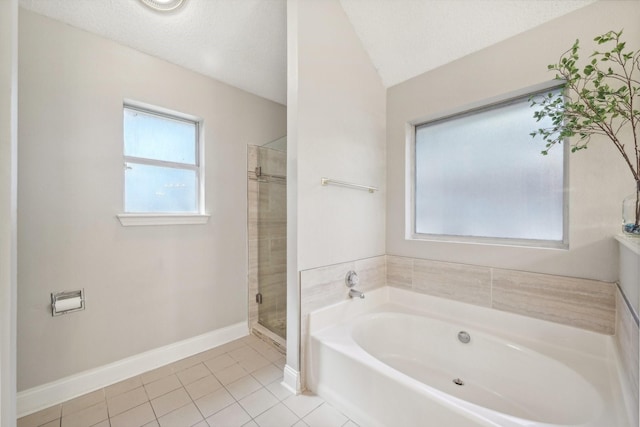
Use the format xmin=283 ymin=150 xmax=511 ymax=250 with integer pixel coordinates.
xmin=414 ymin=88 xmax=566 ymax=244
xmin=123 ymin=105 xmax=201 ymax=213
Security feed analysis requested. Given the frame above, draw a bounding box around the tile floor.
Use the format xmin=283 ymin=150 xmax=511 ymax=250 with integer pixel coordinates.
xmin=18 ymin=335 xmax=358 ymax=427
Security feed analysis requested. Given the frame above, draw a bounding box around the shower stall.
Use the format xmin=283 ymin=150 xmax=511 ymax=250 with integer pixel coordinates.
xmin=247 ymin=137 xmax=287 ymax=346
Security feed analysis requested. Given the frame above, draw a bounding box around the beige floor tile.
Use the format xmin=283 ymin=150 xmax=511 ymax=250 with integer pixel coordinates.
xmin=213 ymin=339 xmax=247 ymax=355
xmin=251 ymin=365 xmax=282 ymax=386
xmin=185 ymin=374 xmax=223 ymax=400
xmin=169 ymin=354 xmax=203 ymax=373
xmin=141 ymin=364 xmax=174 ymax=385
xmin=227 ymin=375 xmax=263 ymax=400
xmin=192 ymin=421 xmax=209 ymax=427
xmin=176 ymin=363 xmax=210 ymax=386
xmin=261 ymin=349 xmax=284 ymax=363
xmin=242 ymin=421 xmax=259 ymax=427
xmin=107 ymin=386 xmax=149 ymax=417
xmin=292 ymin=421 xmax=308 ymax=427
xmin=265 ymin=378 xmax=291 ymax=401
xmin=91 ymin=420 xmax=110 ymax=427
xmin=283 ymin=393 xmax=324 ymax=418
xmin=254 ymin=402 xmax=299 ymax=427
xmin=246 ymin=339 xmax=273 ymax=354
xmin=204 ymin=354 xmax=236 ymax=373
xmin=157 ymin=402 xmax=203 ymax=427
xmin=302 ymin=403 xmax=347 ymax=427
xmin=239 ymin=388 xmax=279 ymax=418
xmin=194 ymin=387 xmax=235 ymax=418
xmin=272 ymin=357 xmax=286 ymax=369
xmin=150 ymin=387 xmax=192 ymax=418
xmin=61 ymin=389 xmax=105 ymax=417
xmin=229 ymin=346 xmax=260 ymax=362
xmin=239 ymin=355 xmax=271 ymax=373
xmin=195 ymin=346 xmax=227 ymax=362
xmin=343 ymin=421 xmax=359 ymax=427
xmin=17 ymin=405 xmax=61 ymax=427
xmin=143 ymin=421 xmax=160 ymax=427
xmin=206 ymin=402 xmax=251 ymax=427
xmin=144 ymin=374 xmax=182 ymax=400
xmin=110 ymin=402 xmax=156 ymax=427
xmin=40 ymin=420 xmax=60 ymax=427
xmin=105 ymin=375 xmax=143 ymax=399
xmin=215 ymin=364 xmax=249 ymax=385
xmin=61 ymin=401 xmax=108 ymax=427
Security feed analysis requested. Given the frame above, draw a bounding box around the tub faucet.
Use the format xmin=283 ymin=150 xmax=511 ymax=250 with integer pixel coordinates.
xmin=349 ymin=289 xmax=365 ymax=299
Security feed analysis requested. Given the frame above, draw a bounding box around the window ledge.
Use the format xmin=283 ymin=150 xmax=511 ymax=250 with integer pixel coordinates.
xmin=616 ymin=234 xmax=640 ymax=257
xmin=117 ymin=213 xmax=210 ymax=226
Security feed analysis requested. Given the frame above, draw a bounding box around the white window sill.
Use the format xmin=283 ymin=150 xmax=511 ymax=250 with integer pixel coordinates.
xmin=117 ymin=213 xmax=210 ymax=226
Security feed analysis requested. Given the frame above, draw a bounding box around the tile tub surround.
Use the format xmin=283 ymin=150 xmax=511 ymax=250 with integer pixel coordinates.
xmin=17 ymin=335 xmax=357 ymax=427
xmin=615 ymin=285 xmax=639 ymax=427
xmin=300 ymin=255 xmax=386 ymax=389
xmin=387 ymin=255 xmax=616 ymax=335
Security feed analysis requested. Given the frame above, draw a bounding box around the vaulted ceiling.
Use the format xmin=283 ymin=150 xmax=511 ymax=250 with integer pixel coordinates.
xmin=19 ymin=0 xmax=597 ymax=105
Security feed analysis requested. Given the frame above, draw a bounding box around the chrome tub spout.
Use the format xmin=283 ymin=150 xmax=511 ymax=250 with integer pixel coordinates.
xmin=349 ymin=289 xmax=365 ymax=299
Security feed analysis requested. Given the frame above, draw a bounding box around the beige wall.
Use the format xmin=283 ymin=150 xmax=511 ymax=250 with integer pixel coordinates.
xmin=386 ymin=1 xmax=640 ymax=282
xmin=1 ymin=0 xmax=18 ymax=423
xmin=17 ymin=10 xmax=286 ymax=391
xmin=286 ymin=0 xmax=386 ymax=379
xmin=295 ymin=0 xmax=386 ymax=271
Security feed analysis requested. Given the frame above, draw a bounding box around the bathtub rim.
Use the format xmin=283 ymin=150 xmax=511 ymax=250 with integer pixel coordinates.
xmin=309 ymin=286 xmax=614 ymax=360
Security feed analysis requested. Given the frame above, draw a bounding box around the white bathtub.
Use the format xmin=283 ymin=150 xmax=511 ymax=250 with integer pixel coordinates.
xmin=307 ymin=287 xmax=631 ymax=427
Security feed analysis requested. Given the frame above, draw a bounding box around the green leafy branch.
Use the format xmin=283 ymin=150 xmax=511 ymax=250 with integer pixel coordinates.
xmin=530 ymin=30 xmax=640 ymax=185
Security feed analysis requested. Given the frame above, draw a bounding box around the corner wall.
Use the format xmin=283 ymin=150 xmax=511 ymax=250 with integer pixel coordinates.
xmin=286 ymin=0 xmax=386 ymax=387
xmin=18 ymin=9 xmax=286 ymax=392
xmin=386 ymin=1 xmax=640 ymax=282
xmin=0 ymin=0 xmax=18 ymax=424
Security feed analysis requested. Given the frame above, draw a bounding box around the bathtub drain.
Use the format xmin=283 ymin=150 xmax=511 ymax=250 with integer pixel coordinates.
xmin=452 ymin=378 xmax=464 ymax=386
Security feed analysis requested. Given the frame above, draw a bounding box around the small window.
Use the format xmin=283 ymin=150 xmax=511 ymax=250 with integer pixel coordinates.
xmin=123 ymin=104 xmax=202 ymax=214
xmin=413 ymin=87 xmax=567 ymax=247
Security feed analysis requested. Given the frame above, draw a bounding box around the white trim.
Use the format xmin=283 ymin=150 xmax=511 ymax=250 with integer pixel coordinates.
xmin=282 ymin=364 xmax=301 ymax=395
xmin=17 ymin=322 xmax=247 ymax=417
xmin=117 ymin=213 xmax=210 ymax=226
xmin=616 ymin=234 xmax=640 ymax=257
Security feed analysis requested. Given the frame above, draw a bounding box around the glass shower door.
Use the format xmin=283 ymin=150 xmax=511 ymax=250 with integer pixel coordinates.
xmin=253 ymin=145 xmax=287 ymax=340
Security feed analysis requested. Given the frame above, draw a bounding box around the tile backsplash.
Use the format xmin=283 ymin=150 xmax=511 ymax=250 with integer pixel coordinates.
xmin=615 ymin=286 xmax=639 ymax=427
xmin=387 ymin=255 xmax=616 ymax=335
xmin=299 ymin=255 xmax=386 ymax=389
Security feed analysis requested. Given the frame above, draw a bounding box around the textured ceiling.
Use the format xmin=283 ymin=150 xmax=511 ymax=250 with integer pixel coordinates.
xmin=339 ymin=0 xmax=598 ymax=87
xmin=19 ymin=0 xmax=597 ymax=105
xmin=19 ymin=0 xmax=288 ymax=104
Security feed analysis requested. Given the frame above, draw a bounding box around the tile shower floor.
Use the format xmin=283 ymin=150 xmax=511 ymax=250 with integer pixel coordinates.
xmin=18 ymin=335 xmax=358 ymax=427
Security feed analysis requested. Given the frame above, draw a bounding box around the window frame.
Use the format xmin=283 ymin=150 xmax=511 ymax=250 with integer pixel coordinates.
xmin=117 ymin=100 xmax=209 ymax=226
xmin=407 ymin=82 xmax=569 ymax=249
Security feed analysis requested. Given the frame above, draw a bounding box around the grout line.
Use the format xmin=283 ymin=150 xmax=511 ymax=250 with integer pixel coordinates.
xmin=25 ymin=337 xmax=350 ymax=427
xmin=616 ymin=282 xmax=640 ymax=328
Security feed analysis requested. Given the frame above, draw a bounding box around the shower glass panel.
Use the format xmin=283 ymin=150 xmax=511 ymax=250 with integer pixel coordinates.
xmin=248 ymin=142 xmax=287 ymax=340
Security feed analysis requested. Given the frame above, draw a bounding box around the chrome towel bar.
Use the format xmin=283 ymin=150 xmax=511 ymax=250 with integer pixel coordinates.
xmin=321 ymin=177 xmax=377 ymax=193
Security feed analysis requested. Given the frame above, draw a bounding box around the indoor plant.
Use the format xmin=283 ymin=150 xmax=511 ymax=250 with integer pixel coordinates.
xmin=530 ymin=30 xmax=640 ymax=236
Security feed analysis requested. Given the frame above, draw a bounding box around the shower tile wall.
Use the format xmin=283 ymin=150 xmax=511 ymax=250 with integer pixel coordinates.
xmin=247 ymin=145 xmax=287 ymax=339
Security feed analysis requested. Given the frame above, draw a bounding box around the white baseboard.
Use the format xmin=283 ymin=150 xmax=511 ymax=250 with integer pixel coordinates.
xmin=282 ymin=364 xmax=301 ymax=395
xmin=17 ymin=322 xmax=247 ymax=418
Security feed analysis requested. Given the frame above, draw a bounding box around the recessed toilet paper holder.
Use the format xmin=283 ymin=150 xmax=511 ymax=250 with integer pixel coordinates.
xmin=51 ymin=289 xmax=85 ymax=316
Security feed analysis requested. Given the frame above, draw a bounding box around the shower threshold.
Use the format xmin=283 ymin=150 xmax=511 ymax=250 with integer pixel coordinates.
xmin=252 ymin=323 xmax=286 ymax=354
